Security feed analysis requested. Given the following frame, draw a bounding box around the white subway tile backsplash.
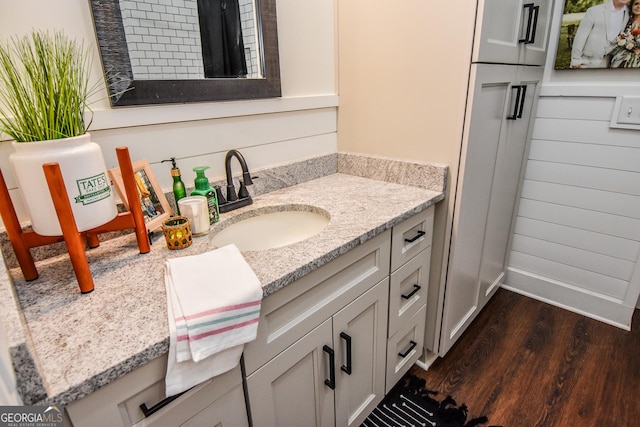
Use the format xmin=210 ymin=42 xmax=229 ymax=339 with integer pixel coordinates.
xmin=119 ymin=0 xmax=260 ymax=80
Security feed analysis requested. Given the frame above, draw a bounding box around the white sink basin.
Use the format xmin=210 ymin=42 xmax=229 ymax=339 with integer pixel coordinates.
xmin=210 ymin=206 xmax=330 ymax=251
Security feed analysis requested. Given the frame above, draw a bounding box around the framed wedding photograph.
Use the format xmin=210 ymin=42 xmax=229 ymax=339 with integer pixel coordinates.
xmin=555 ymin=0 xmax=640 ymax=70
xmin=108 ymin=159 xmax=172 ymax=232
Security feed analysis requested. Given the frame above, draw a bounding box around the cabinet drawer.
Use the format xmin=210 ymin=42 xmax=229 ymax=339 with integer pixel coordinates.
xmin=385 ymin=304 xmax=426 ymax=394
xmin=180 ymin=381 xmax=248 ymax=427
xmin=131 ymin=366 xmax=244 ymax=427
xmin=388 ymin=246 xmax=430 ymax=337
xmin=243 ymin=231 xmax=390 ymax=375
xmin=391 ymin=207 xmax=434 ymax=272
xmin=66 ymin=356 xmax=245 ymax=427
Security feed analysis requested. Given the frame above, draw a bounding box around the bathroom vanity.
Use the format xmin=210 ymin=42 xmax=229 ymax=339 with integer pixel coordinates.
xmin=62 ymin=204 xmax=434 ymax=427
xmin=244 ymin=207 xmax=433 ymax=427
xmin=0 ymin=156 xmax=445 ymax=427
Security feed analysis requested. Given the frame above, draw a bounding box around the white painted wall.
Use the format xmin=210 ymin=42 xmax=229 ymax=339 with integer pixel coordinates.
xmin=0 ymin=0 xmax=338 ymax=227
xmin=336 ymin=0 xmax=477 ymax=349
xmin=504 ymin=0 xmax=640 ymax=328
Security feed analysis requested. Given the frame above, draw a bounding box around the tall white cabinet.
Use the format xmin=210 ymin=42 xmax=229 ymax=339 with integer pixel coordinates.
xmin=439 ymin=64 xmax=543 ymax=354
xmin=436 ymin=0 xmax=552 ymax=356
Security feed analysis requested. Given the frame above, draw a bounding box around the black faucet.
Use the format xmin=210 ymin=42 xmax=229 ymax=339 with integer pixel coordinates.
xmin=218 ymin=149 xmax=254 ymax=213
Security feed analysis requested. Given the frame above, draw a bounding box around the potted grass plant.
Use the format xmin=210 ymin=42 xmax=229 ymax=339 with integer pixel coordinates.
xmin=0 ymin=30 xmax=117 ymax=236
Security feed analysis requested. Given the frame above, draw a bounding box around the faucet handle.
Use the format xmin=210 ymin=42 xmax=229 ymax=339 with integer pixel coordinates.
xmin=215 ymin=185 xmax=227 ymax=204
xmin=238 ymin=180 xmax=251 ymax=199
xmin=242 ymin=171 xmax=254 ymax=186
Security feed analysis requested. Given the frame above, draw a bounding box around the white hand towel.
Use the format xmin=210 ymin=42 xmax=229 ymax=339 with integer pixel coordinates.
xmin=164 ymin=244 xmax=262 ymax=396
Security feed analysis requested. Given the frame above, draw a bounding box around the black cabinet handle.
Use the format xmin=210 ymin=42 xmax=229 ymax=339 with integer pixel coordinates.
xmin=323 ymin=345 xmax=336 ymax=390
xmin=507 ymin=85 xmax=522 ymax=120
xmin=398 ymin=340 xmax=418 ymax=358
xmin=404 ymin=230 xmax=425 ymax=243
xmin=139 ymin=390 xmax=187 ymax=418
xmin=519 ymin=3 xmax=539 ymax=44
xmin=340 ymin=332 xmax=352 ymax=375
xmin=516 ymin=85 xmax=527 ymax=118
xmin=507 ymin=85 xmax=527 ymax=120
xmin=529 ymin=6 xmax=540 ymax=44
xmin=401 ymin=284 xmax=422 ymax=300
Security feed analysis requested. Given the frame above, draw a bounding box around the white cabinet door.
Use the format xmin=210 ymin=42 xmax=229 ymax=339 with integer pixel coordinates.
xmin=246 ymin=279 xmax=390 ymax=427
xmin=333 ymin=279 xmax=388 ymax=427
xmin=442 ymin=64 xmax=516 ymax=356
xmin=440 ymin=64 xmax=542 ymax=356
xmin=246 ymin=319 xmax=335 ymax=427
xmin=519 ymin=0 xmax=554 ymax=65
xmin=474 ymin=0 xmax=554 ymax=66
xmin=477 ymin=65 xmax=541 ymax=306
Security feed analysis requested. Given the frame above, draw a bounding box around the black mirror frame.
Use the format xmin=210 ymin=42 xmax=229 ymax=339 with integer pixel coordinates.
xmin=88 ymin=0 xmax=281 ymax=107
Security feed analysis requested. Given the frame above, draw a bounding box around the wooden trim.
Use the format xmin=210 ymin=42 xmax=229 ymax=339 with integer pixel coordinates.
xmin=504 ymin=267 xmax=634 ymax=330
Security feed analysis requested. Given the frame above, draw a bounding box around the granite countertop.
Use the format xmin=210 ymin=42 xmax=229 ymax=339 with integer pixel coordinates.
xmin=0 ymin=170 xmax=444 ymax=407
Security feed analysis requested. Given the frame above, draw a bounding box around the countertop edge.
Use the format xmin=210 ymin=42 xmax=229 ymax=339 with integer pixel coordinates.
xmin=35 ymin=339 xmax=169 ymax=406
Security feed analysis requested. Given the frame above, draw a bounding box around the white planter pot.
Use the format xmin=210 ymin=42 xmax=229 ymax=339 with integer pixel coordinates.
xmin=9 ymin=133 xmax=118 ymax=236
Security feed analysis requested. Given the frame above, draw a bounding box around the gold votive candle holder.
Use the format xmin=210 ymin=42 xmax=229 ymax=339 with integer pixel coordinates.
xmin=162 ymin=216 xmax=193 ymax=250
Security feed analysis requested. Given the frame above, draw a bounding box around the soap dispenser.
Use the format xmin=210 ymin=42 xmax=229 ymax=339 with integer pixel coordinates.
xmin=191 ymin=166 xmax=219 ymax=224
xmin=162 ymin=158 xmax=187 ymax=214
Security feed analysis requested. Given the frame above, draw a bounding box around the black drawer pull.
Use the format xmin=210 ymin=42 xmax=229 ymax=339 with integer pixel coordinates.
xmin=404 ymin=230 xmax=425 ymax=243
xmin=140 ymin=390 xmax=187 ymax=418
xmin=401 ymin=284 xmax=421 ymax=300
xmin=323 ymin=345 xmax=336 ymax=390
xmin=340 ymin=332 xmax=352 ymax=375
xmin=398 ymin=340 xmax=418 ymax=358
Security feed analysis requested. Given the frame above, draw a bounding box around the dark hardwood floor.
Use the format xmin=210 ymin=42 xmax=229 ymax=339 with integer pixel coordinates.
xmin=410 ymin=288 xmax=640 ymax=427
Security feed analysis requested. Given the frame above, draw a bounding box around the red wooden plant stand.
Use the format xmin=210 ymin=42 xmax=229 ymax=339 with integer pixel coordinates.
xmin=0 ymin=146 xmax=150 ymax=294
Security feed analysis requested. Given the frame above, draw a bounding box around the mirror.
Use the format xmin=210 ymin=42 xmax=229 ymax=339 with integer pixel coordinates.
xmin=89 ymin=0 xmax=281 ymax=107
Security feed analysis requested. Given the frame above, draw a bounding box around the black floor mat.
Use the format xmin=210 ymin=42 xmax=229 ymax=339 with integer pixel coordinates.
xmin=361 ymin=373 xmax=494 ymax=427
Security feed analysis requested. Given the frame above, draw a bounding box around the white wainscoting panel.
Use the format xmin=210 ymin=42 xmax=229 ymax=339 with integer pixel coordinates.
xmin=0 ymin=107 xmax=338 ymax=230
xmin=532 ymin=118 xmax=640 ymax=147
xmin=524 ymin=160 xmax=640 ymax=196
xmin=505 ymin=96 xmax=640 ymax=329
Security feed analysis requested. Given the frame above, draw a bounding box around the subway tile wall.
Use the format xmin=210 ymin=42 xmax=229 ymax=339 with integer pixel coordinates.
xmin=119 ymin=0 xmax=260 ymax=80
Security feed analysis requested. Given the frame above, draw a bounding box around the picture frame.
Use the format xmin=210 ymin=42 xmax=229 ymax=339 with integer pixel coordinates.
xmin=555 ymin=0 xmax=640 ymax=70
xmin=108 ymin=159 xmax=172 ymax=232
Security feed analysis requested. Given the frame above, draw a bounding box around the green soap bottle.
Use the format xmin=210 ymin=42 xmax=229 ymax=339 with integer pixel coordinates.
xmin=191 ymin=166 xmax=219 ymax=224
xmin=162 ymin=158 xmax=186 ymax=214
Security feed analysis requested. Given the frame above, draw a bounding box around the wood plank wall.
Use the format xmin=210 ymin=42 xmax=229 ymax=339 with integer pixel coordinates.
xmin=505 ymin=96 xmax=640 ymax=328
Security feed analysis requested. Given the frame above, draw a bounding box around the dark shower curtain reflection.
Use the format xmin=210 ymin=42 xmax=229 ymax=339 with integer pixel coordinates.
xmin=197 ymin=0 xmax=248 ymax=78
